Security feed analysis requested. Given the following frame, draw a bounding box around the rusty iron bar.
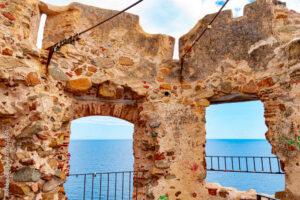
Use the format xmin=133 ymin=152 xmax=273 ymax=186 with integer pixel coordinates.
xmin=179 ymin=0 xmax=230 ymax=81
xmin=45 ymin=0 xmax=144 ymax=74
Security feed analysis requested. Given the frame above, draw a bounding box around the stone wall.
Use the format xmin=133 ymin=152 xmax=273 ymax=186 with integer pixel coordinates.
xmin=0 ymin=0 xmax=299 ymax=199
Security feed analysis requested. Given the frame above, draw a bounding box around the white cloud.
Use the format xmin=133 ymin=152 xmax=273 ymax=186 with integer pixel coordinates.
xmin=40 ymin=0 xmax=300 ymax=58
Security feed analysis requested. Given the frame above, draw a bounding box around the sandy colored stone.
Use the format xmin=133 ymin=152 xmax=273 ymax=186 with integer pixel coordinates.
xmin=17 ymin=122 xmax=43 ymax=139
xmin=159 ymin=83 xmax=172 ymax=90
xmin=9 ymin=183 xmax=31 ymax=196
xmin=98 ymin=81 xmax=117 ymax=99
xmin=49 ymin=66 xmax=68 ymax=81
xmin=31 ymin=183 xmax=39 ymax=193
xmin=2 ymin=48 xmax=13 ymax=56
xmin=26 ymin=72 xmax=40 ymax=86
xmin=2 ymin=12 xmax=16 ymax=21
xmin=0 ymin=161 xmax=3 ymax=174
xmin=119 ymin=56 xmax=134 ymax=66
xmin=0 ymin=139 xmax=5 ymax=147
xmin=195 ymin=99 xmax=210 ymax=107
xmin=13 ymin=167 xmax=41 ymax=182
xmin=43 ymin=177 xmax=64 ymax=192
xmin=66 ymin=77 xmax=92 ymax=93
xmin=1 ymin=0 xmax=300 ymax=199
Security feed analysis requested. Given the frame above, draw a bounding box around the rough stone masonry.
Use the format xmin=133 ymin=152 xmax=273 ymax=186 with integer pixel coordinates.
xmin=0 ymin=0 xmax=300 ymax=199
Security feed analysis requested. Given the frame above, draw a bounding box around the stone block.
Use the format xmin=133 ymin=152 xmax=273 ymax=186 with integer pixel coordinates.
xmin=98 ymin=82 xmax=123 ymax=99
xmin=2 ymin=48 xmax=13 ymax=56
xmin=26 ymin=72 xmax=40 ymax=86
xmin=43 ymin=177 xmax=64 ymax=192
xmin=155 ymin=160 xmax=170 ymax=169
xmin=2 ymin=12 xmax=16 ymax=21
xmin=66 ymin=77 xmax=92 ymax=93
xmin=17 ymin=122 xmax=43 ymax=139
xmin=207 ymin=188 xmax=217 ymax=196
xmin=13 ymin=167 xmax=41 ymax=182
xmin=49 ymin=66 xmax=68 ymax=81
xmin=0 ymin=139 xmax=5 ymax=147
xmin=0 ymin=161 xmax=3 ymax=174
xmin=119 ymin=56 xmax=134 ymax=66
xmin=160 ymin=83 xmax=172 ymax=90
xmin=9 ymin=183 xmax=30 ymax=196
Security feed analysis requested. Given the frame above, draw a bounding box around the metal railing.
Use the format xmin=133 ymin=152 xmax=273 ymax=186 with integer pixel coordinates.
xmin=65 ymin=156 xmax=284 ymax=199
xmin=206 ymin=156 xmax=284 ymax=174
xmin=65 ymin=171 xmax=143 ymax=200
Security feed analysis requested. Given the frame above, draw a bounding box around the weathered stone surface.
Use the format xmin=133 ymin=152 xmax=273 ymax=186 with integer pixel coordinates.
xmin=13 ymin=167 xmax=41 ymax=182
xmin=241 ymin=80 xmax=258 ymax=94
xmin=0 ymin=161 xmax=3 ymax=174
xmin=2 ymin=48 xmax=13 ymax=56
xmin=2 ymin=12 xmax=16 ymax=21
xmin=1 ymin=0 xmax=300 ymax=199
xmin=119 ymin=56 xmax=134 ymax=66
xmin=20 ymin=158 xmax=35 ymax=166
xmin=155 ymin=160 xmax=170 ymax=169
xmin=0 ymin=57 xmax=29 ymax=69
xmin=43 ymin=177 xmax=64 ymax=192
xmin=26 ymin=72 xmax=40 ymax=86
xmin=0 ymin=104 xmax=16 ymax=117
xmin=42 ymin=192 xmax=57 ymax=200
xmin=0 ymin=139 xmax=5 ymax=147
xmin=91 ymin=57 xmax=114 ymax=69
xmin=16 ymin=122 xmax=43 ymax=139
xmin=98 ymin=81 xmax=123 ymax=99
xmin=49 ymin=66 xmax=68 ymax=81
xmin=66 ymin=77 xmax=92 ymax=93
xmin=9 ymin=183 xmax=31 ymax=196
xmin=286 ymin=38 xmax=300 ymax=59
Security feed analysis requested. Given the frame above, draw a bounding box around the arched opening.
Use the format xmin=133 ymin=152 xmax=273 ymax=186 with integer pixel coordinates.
xmin=205 ymin=101 xmax=285 ymax=196
xmin=65 ymin=116 xmax=135 ymax=199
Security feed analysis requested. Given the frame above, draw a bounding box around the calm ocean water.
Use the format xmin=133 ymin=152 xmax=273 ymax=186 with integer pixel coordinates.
xmin=65 ymin=139 xmax=284 ymax=199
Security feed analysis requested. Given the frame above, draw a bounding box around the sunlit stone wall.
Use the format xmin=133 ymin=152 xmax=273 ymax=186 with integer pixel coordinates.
xmin=0 ymin=0 xmax=299 ymax=199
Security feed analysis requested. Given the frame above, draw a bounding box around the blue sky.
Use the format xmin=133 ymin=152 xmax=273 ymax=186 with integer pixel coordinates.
xmin=39 ymin=0 xmax=300 ymax=57
xmin=71 ymin=116 xmax=134 ymax=140
xmin=40 ymin=0 xmax=297 ymax=140
xmin=71 ymin=101 xmax=268 ymax=140
xmin=206 ymin=101 xmax=267 ymax=139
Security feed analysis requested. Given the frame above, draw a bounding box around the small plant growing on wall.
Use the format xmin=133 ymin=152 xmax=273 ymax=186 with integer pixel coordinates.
xmin=286 ymin=136 xmax=300 ymax=151
xmin=158 ymin=194 xmax=169 ymax=200
xmin=278 ymin=134 xmax=300 ymax=157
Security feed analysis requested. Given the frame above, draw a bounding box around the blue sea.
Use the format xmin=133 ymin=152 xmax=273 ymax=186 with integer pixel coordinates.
xmin=64 ymin=139 xmax=285 ymax=199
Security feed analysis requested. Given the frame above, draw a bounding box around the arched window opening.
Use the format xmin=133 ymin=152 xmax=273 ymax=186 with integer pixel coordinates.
xmin=205 ymin=101 xmax=285 ymax=196
xmin=65 ymin=116 xmax=134 ymax=199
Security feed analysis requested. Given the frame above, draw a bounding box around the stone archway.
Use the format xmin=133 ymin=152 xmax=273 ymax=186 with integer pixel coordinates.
xmin=1 ymin=0 xmax=300 ymax=200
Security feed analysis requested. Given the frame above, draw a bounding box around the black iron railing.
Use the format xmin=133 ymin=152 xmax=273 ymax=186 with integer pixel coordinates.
xmin=65 ymin=156 xmax=284 ymax=199
xmin=65 ymin=171 xmax=144 ymax=200
xmin=206 ymin=156 xmax=284 ymax=174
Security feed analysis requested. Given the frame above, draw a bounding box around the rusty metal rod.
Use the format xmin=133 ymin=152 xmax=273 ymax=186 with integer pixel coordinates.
xmin=180 ymin=0 xmax=230 ymax=81
xmin=45 ymin=0 xmax=144 ymax=73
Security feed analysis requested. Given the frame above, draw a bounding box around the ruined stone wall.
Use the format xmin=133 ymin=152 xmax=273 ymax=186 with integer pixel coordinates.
xmin=0 ymin=0 xmax=299 ymax=199
xmin=179 ymin=0 xmax=300 ymax=199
